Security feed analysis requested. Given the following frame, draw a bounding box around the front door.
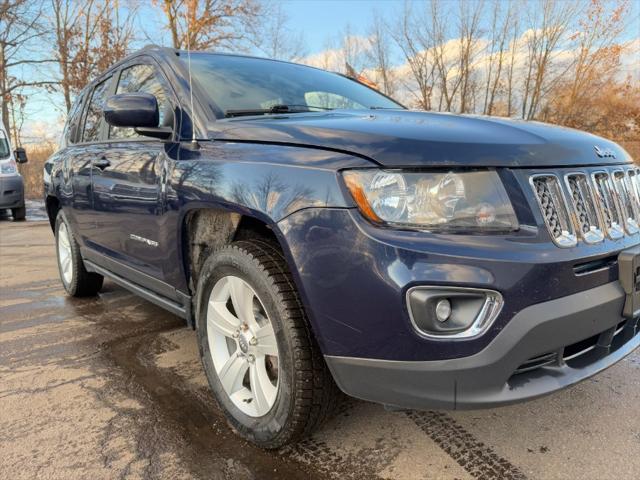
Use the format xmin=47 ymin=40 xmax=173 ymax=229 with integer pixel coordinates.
xmin=89 ymin=61 xmax=178 ymax=288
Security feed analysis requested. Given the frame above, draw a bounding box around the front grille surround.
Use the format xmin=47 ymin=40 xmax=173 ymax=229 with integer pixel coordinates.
xmin=530 ymin=165 xmax=640 ymax=247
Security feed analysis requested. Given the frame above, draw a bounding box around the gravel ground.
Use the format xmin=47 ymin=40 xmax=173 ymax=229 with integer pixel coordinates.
xmin=1 ymin=214 xmax=639 ymax=480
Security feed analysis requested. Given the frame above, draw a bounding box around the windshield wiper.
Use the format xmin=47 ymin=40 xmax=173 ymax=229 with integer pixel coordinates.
xmin=224 ymin=104 xmax=333 ymax=118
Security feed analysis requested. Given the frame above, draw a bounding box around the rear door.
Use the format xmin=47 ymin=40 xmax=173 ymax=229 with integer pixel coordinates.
xmin=89 ymin=58 xmax=179 ymax=289
xmin=64 ymin=77 xmax=113 ymax=243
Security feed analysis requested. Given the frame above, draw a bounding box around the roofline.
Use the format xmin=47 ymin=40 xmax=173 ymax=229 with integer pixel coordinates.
xmin=138 ymin=44 xmax=297 ymax=64
xmin=90 ymin=44 xmax=383 ymax=90
xmin=138 ymin=44 xmax=340 ymax=75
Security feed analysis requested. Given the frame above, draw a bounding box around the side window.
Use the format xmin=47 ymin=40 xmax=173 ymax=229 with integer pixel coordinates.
xmin=62 ymin=93 xmax=85 ymax=145
xmin=82 ymin=77 xmax=112 ymax=143
xmin=110 ymin=64 xmax=171 ymax=140
xmin=0 ymin=129 xmax=9 ymax=159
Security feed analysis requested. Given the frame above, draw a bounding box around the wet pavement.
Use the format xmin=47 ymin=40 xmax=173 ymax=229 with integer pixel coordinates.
xmin=0 ymin=199 xmax=49 ymax=222
xmin=1 ymin=214 xmax=639 ymax=479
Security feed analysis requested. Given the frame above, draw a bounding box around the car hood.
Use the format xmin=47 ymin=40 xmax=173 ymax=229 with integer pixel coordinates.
xmin=208 ymin=110 xmax=631 ymax=168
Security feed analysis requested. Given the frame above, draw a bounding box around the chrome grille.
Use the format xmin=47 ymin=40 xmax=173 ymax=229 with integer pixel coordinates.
xmin=530 ymin=175 xmax=577 ymax=247
xmin=612 ymin=170 xmax=639 ymax=234
xmin=591 ymin=171 xmax=624 ymax=240
xmin=629 ymin=168 xmax=640 ymax=203
xmin=531 ymin=166 xmax=639 ymax=246
xmin=564 ymin=174 xmax=603 ymax=244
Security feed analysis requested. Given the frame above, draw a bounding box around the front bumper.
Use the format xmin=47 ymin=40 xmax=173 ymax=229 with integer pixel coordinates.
xmin=278 ymin=208 xmax=640 ymax=361
xmin=326 ymin=281 xmax=640 ymax=409
xmin=0 ymin=175 xmax=24 ymax=209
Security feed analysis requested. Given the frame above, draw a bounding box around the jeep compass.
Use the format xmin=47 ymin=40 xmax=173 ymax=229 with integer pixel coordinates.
xmin=44 ymin=46 xmax=640 ymax=448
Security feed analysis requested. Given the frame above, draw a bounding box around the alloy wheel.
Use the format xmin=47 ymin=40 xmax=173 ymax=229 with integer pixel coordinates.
xmin=207 ymin=275 xmax=280 ymax=417
xmin=57 ymin=222 xmax=73 ymax=285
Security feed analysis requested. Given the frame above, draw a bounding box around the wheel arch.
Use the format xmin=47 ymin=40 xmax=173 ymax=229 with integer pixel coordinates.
xmin=181 ymin=207 xmax=297 ymax=301
xmin=45 ymin=195 xmax=61 ymax=231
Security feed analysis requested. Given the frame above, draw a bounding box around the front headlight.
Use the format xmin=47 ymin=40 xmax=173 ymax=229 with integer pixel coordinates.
xmin=342 ymin=169 xmax=518 ymax=232
xmin=0 ymin=160 xmax=18 ymax=175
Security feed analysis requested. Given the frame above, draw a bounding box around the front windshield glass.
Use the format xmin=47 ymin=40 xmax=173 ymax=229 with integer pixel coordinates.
xmin=184 ymin=53 xmax=402 ymax=118
xmin=0 ymin=131 xmax=10 ymax=159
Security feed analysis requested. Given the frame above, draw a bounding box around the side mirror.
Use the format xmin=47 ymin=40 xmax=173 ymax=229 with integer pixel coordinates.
xmin=14 ymin=147 xmax=28 ymax=164
xmin=103 ymin=93 xmax=172 ymax=140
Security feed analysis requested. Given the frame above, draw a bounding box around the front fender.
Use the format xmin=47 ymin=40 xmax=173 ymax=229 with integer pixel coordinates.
xmin=165 ymin=140 xmax=373 ymax=293
xmin=171 ymin=141 xmax=371 ymax=223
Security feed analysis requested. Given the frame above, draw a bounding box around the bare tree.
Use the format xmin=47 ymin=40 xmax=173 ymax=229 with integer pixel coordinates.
xmin=482 ymin=0 xmax=514 ymax=115
xmin=250 ymin=1 xmax=306 ymax=61
xmin=155 ymin=0 xmax=262 ymax=51
xmin=366 ymin=11 xmax=397 ymax=97
xmin=8 ymin=87 xmax=25 ymax=144
xmin=551 ymin=0 xmax=630 ymax=124
xmin=456 ymin=0 xmax=484 ymax=113
xmin=51 ymin=0 xmax=81 ymax=112
xmin=50 ymin=0 xmax=136 ymax=113
xmin=505 ymin=7 xmax=520 ymax=116
xmin=388 ymin=1 xmax=437 ymax=109
xmin=426 ymin=0 xmax=455 ymax=110
xmin=521 ymin=0 xmax=579 ymax=119
xmin=0 ymin=0 xmax=55 ymax=144
xmin=338 ymin=23 xmax=367 ymax=75
xmin=391 ymin=0 xmax=484 ymax=112
xmin=92 ymin=0 xmax=136 ymax=73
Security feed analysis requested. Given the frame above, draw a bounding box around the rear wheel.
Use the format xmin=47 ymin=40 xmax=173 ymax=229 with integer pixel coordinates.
xmin=55 ymin=211 xmax=104 ymax=297
xmin=195 ymin=240 xmax=339 ymax=448
xmin=11 ymin=206 xmax=25 ymax=221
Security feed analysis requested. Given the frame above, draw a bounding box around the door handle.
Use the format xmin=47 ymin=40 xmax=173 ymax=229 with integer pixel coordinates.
xmin=94 ymin=158 xmax=111 ymax=170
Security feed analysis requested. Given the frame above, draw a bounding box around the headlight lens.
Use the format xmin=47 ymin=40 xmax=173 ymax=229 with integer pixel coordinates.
xmin=343 ymin=169 xmax=518 ymax=232
xmin=0 ymin=160 xmax=18 ymax=175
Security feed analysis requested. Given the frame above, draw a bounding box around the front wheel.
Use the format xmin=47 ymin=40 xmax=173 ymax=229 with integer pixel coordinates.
xmin=195 ymin=240 xmax=339 ymax=448
xmin=55 ymin=211 xmax=104 ymax=297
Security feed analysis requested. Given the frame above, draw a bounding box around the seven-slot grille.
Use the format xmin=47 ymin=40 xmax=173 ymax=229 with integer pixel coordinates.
xmin=531 ymin=166 xmax=640 ymax=247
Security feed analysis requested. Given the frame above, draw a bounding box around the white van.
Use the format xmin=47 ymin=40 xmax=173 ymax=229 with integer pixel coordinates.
xmin=0 ymin=122 xmax=28 ymax=220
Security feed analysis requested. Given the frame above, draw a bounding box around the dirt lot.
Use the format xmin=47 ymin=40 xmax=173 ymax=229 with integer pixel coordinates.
xmin=1 ymin=213 xmax=639 ymax=480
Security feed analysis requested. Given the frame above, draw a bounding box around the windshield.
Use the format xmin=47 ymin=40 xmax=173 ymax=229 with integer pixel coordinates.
xmin=0 ymin=131 xmax=10 ymax=159
xmin=184 ymin=53 xmax=403 ymax=119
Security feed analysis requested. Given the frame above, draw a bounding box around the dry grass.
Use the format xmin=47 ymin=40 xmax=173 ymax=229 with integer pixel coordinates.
xmin=621 ymin=141 xmax=640 ymax=162
xmin=18 ymin=145 xmax=56 ymax=199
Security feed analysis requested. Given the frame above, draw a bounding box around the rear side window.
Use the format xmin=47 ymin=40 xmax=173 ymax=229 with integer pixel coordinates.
xmin=82 ymin=77 xmax=112 ymax=143
xmin=62 ymin=94 xmax=85 ymax=146
xmin=110 ymin=64 xmax=170 ymax=140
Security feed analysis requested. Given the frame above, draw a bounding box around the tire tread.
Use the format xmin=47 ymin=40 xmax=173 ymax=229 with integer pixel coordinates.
xmin=55 ymin=211 xmax=103 ymax=297
xmin=215 ymin=239 xmax=341 ymax=447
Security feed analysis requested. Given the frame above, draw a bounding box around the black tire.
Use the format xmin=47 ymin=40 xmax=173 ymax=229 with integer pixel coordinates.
xmin=12 ymin=206 xmax=25 ymax=221
xmin=195 ymin=239 xmax=340 ymax=448
xmin=55 ymin=210 xmax=104 ymax=297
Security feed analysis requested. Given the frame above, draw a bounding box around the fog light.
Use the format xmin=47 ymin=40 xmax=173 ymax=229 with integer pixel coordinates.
xmin=435 ymin=299 xmax=451 ymax=322
xmin=406 ymin=287 xmax=503 ymax=339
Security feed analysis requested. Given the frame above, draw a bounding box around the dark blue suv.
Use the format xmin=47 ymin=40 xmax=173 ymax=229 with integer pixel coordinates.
xmin=45 ymin=46 xmax=640 ymax=448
